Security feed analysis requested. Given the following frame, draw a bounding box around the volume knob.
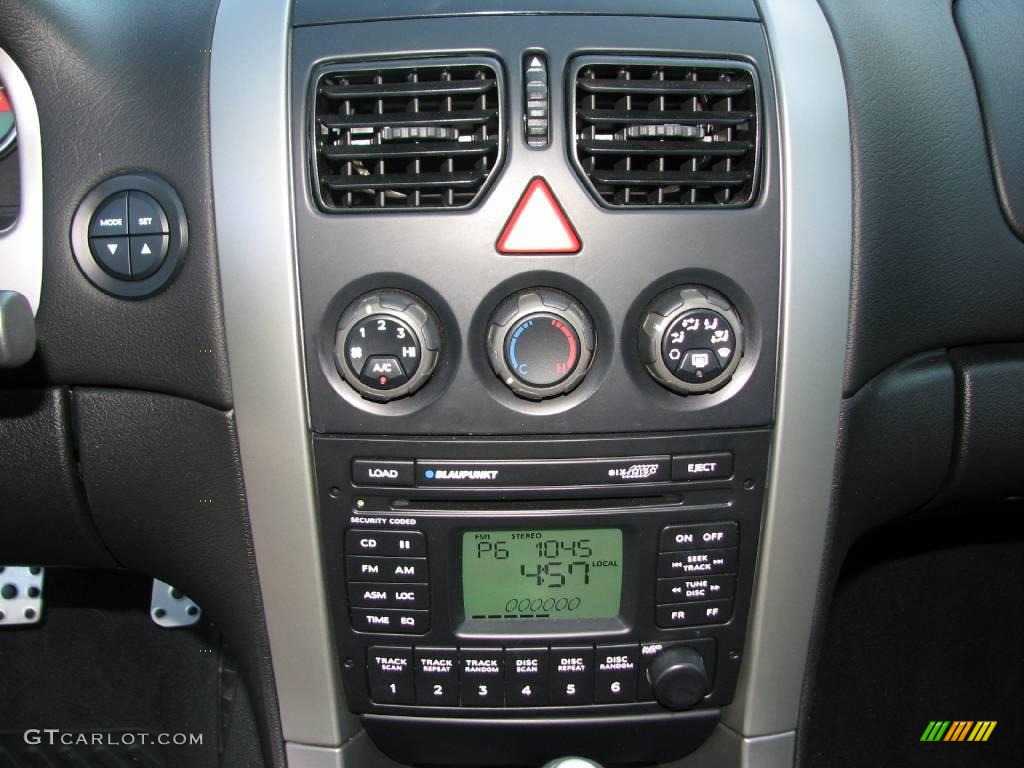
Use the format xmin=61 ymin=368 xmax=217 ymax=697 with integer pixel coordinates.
xmin=647 ymin=646 xmax=710 ymax=711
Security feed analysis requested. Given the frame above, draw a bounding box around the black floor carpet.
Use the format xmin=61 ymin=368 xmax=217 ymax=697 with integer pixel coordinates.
xmin=0 ymin=570 xmax=223 ymax=768
xmin=802 ymin=503 xmax=1024 ymax=768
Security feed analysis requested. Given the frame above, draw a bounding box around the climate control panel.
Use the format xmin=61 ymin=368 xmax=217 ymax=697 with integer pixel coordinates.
xmin=331 ymin=284 xmax=745 ymax=404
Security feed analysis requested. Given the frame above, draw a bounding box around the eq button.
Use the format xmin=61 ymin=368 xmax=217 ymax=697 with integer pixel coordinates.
xmin=352 ymin=608 xmax=430 ymax=634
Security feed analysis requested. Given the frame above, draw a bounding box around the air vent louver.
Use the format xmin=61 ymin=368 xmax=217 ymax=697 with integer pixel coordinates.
xmin=572 ymin=60 xmax=759 ymax=208
xmin=313 ymin=60 xmax=503 ymax=211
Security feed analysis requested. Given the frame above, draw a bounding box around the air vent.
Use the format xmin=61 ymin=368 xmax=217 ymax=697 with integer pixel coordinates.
xmin=572 ymin=59 xmax=759 ymax=208
xmin=312 ymin=59 xmax=504 ymax=211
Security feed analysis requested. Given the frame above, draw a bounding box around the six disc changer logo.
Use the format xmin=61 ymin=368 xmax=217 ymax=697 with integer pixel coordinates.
xmin=920 ymin=720 xmax=997 ymax=743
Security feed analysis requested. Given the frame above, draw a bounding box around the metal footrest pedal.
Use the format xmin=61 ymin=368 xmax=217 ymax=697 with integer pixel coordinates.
xmin=150 ymin=578 xmax=202 ymax=628
xmin=0 ymin=566 xmax=44 ymax=626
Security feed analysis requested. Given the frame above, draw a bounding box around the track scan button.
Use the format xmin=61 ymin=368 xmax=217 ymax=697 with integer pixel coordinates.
xmin=367 ymin=646 xmax=414 ymax=704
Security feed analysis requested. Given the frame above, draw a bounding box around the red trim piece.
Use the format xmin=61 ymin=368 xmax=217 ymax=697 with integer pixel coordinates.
xmin=496 ymin=177 xmax=582 ymax=254
xmin=0 ymin=88 xmax=11 ymax=113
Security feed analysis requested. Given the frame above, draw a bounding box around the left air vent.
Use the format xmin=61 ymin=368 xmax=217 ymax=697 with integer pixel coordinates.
xmin=312 ymin=59 xmax=504 ymax=212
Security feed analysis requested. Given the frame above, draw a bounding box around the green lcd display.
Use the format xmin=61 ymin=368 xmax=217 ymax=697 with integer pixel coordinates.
xmin=462 ymin=528 xmax=623 ymax=620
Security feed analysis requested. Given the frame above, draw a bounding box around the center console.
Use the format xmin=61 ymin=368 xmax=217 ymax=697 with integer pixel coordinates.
xmin=210 ymin=0 xmax=853 ymax=766
xmin=290 ymin=11 xmax=778 ymax=765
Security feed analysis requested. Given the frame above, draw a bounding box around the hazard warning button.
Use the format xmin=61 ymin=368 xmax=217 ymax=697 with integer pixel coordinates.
xmin=496 ymin=177 xmax=581 ymax=254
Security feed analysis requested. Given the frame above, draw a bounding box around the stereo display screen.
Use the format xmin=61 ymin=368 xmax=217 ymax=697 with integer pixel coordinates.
xmin=462 ymin=528 xmax=623 ymax=620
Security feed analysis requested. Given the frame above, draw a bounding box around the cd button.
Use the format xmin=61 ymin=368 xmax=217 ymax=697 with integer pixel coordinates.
xmin=415 ymin=647 xmax=459 ymax=706
xmin=367 ymin=645 xmax=414 ymax=704
xmin=505 ymin=648 xmax=550 ymax=706
xmin=460 ymin=649 xmax=504 ymax=707
xmin=550 ymin=646 xmax=594 ymax=705
xmin=345 ymin=529 xmax=426 ymax=557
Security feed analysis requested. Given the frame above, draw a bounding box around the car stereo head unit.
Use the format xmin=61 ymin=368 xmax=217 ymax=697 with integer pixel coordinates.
xmin=314 ymin=430 xmax=768 ymax=739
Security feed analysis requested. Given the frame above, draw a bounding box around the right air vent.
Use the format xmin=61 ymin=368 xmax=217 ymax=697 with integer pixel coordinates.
xmin=571 ymin=58 xmax=759 ymax=208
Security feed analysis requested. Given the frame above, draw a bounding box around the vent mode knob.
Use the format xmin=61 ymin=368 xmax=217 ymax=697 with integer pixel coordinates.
xmin=487 ymin=288 xmax=595 ymax=400
xmin=334 ymin=290 xmax=441 ymax=402
xmin=639 ymin=286 xmax=743 ymax=394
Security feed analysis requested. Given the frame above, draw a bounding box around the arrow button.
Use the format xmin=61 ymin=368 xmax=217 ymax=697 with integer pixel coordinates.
xmin=90 ymin=236 xmax=131 ymax=278
xmin=129 ymin=234 xmax=169 ymax=280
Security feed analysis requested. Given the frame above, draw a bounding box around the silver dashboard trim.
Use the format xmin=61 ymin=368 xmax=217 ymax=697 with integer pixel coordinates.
xmin=0 ymin=48 xmax=43 ymax=314
xmin=210 ymin=0 xmax=350 ymax=747
xmin=723 ymin=0 xmax=852 ymax=740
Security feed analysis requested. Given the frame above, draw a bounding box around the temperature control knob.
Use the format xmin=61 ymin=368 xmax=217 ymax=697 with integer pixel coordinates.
xmin=647 ymin=645 xmax=710 ymax=711
xmin=639 ymin=286 xmax=743 ymax=395
xmin=487 ymin=288 xmax=595 ymax=400
xmin=334 ymin=290 xmax=441 ymax=402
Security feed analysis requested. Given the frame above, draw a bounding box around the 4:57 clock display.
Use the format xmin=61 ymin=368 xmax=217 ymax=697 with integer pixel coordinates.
xmin=461 ymin=528 xmax=623 ymax=621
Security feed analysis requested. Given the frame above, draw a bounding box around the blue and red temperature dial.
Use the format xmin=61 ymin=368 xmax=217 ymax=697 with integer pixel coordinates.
xmin=505 ymin=313 xmax=581 ymax=387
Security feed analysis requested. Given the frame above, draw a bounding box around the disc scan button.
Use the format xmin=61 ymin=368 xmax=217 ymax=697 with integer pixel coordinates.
xmin=352 ymin=458 xmax=415 ymax=487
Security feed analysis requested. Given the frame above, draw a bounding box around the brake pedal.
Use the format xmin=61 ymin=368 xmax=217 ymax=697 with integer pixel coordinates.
xmin=0 ymin=566 xmax=44 ymax=626
xmin=150 ymin=578 xmax=202 ymax=627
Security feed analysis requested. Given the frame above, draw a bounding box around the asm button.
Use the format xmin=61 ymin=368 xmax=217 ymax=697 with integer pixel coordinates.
xmin=348 ymin=582 xmax=429 ymax=609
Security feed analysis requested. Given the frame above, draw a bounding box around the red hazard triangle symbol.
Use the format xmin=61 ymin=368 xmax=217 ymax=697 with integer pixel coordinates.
xmin=496 ymin=177 xmax=581 ymax=254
